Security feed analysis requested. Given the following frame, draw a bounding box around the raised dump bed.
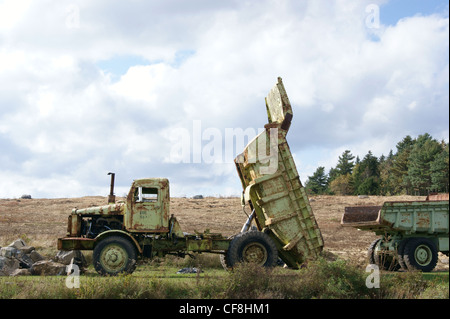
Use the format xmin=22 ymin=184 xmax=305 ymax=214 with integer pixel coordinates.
xmin=342 ymin=194 xmax=449 ymax=272
xmin=234 ymin=77 xmax=324 ymax=268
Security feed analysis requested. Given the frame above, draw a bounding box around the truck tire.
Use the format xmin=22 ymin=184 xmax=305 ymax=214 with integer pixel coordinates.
xmin=220 ymin=234 xmax=238 ymax=270
xmin=396 ymin=238 xmax=409 ymax=270
xmin=367 ymin=238 xmax=400 ymax=271
xmin=93 ymin=236 xmax=137 ymax=276
xmin=403 ymin=237 xmax=438 ymax=272
xmin=225 ymin=231 xmax=278 ymax=268
xmin=367 ymin=239 xmax=380 ymax=265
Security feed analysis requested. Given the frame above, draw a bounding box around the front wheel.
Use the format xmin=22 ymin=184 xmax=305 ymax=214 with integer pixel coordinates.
xmin=93 ymin=236 xmax=137 ymax=276
xmin=403 ymin=238 xmax=438 ymax=272
xmin=224 ymin=231 xmax=278 ymax=269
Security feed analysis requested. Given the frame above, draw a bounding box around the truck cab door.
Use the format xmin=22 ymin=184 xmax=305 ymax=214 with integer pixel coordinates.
xmin=127 ymin=186 xmax=168 ymax=232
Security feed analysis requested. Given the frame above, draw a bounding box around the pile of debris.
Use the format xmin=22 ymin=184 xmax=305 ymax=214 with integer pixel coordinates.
xmin=0 ymin=238 xmax=87 ymax=276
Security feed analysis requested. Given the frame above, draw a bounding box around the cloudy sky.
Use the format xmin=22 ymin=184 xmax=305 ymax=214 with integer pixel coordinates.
xmin=0 ymin=0 xmax=448 ymax=199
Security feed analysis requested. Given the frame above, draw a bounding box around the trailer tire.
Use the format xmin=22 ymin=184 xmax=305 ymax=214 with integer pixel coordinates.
xmin=93 ymin=236 xmax=137 ymax=276
xmin=397 ymin=238 xmax=409 ymax=270
xmin=367 ymin=239 xmax=380 ymax=265
xmin=403 ymin=237 xmax=438 ymax=272
xmin=225 ymin=231 xmax=278 ymax=268
xmin=368 ymin=238 xmax=401 ymax=271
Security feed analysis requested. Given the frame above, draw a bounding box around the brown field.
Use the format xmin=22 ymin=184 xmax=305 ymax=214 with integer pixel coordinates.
xmin=0 ymin=195 xmax=448 ymax=271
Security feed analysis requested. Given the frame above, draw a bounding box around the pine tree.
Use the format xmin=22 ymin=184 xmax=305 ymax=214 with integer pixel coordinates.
xmin=352 ymin=151 xmax=380 ymax=195
xmin=379 ymin=150 xmax=396 ymax=195
xmin=305 ymin=167 xmax=328 ymax=194
xmin=430 ymin=141 xmax=449 ymax=193
xmin=391 ymin=136 xmax=416 ymax=194
xmin=336 ymin=150 xmax=355 ymax=175
xmin=407 ymin=134 xmax=442 ymax=195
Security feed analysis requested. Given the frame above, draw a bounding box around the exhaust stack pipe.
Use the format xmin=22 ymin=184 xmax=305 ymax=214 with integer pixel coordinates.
xmin=107 ymin=172 xmax=116 ymax=204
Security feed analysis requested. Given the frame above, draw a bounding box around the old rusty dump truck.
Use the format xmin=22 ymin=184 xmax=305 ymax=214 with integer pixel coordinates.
xmin=58 ymin=77 xmax=324 ymax=276
xmin=341 ymin=194 xmax=449 ymax=272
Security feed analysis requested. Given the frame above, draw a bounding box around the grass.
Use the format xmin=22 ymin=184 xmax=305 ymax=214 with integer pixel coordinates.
xmin=1 ymin=255 xmax=448 ymax=299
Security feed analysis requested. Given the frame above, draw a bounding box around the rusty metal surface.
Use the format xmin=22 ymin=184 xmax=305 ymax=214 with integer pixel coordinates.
xmin=125 ymin=178 xmax=170 ymax=233
xmin=234 ymin=77 xmax=324 ymax=268
xmin=72 ymin=203 xmax=125 ymax=216
xmin=265 ymin=77 xmax=293 ymax=131
xmin=343 ymin=200 xmax=449 ymax=235
xmin=58 ymin=237 xmax=95 ymax=250
xmin=341 ymin=206 xmax=382 ymax=225
xmin=426 ymin=193 xmax=449 ymax=201
xmin=382 ymin=200 xmax=449 ymax=234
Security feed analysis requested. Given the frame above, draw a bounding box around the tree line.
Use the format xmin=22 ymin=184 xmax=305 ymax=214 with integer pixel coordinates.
xmin=305 ymin=133 xmax=449 ymax=196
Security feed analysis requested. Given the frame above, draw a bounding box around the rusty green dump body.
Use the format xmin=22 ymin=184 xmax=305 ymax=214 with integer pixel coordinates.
xmin=342 ymin=200 xmax=449 ymax=236
xmin=342 ymin=195 xmax=449 ymax=272
xmin=235 ymin=77 xmax=324 ymax=268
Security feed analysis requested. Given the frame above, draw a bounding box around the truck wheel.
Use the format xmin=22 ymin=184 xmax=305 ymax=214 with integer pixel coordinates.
xmin=93 ymin=236 xmax=137 ymax=276
xmin=367 ymin=239 xmax=380 ymax=265
xmin=225 ymin=231 xmax=278 ymax=268
xmin=368 ymin=238 xmax=400 ymax=271
xmin=397 ymin=239 xmax=409 ymax=270
xmin=403 ymin=238 xmax=438 ymax=272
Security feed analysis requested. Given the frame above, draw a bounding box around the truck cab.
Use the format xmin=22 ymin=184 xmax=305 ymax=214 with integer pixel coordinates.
xmin=125 ymin=178 xmax=170 ymax=233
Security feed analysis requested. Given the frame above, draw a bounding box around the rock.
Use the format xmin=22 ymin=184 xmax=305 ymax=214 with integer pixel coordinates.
xmin=20 ymin=194 xmax=32 ymax=199
xmin=17 ymin=246 xmax=35 ymax=255
xmin=1 ymin=247 xmax=18 ymax=259
xmin=30 ymin=260 xmax=66 ymax=276
xmin=10 ymin=268 xmax=32 ymax=276
xmin=16 ymin=253 xmax=34 ymax=269
xmin=29 ymin=250 xmax=45 ymax=263
xmin=192 ymin=195 xmax=204 ymax=199
xmin=8 ymin=238 xmax=27 ymax=249
xmin=358 ymin=195 xmax=369 ymax=199
xmin=0 ymin=256 xmax=20 ymax=276
xmin=54 ymin=250 xmax=87 ymax=269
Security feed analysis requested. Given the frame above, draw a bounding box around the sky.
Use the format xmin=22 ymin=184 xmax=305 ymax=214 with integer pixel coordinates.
xmin=0 ymin=0 xmax=448 ymax=199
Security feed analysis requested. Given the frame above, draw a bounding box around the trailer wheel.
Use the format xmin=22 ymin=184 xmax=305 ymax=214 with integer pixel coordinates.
xmin=368 ymin=238 xmax=400 ymax=271
xmin=397 ymin=239 xmax=409 ymax=270
xmin=225 ymin=231 xmax=278 ymax=268
xmin=403 ymin=238 xmax=438 ymax=272
xmin=367 ymin=239 xmax=380 ymax=265
xmin=93 ymin=236 xmax=137 ymax=276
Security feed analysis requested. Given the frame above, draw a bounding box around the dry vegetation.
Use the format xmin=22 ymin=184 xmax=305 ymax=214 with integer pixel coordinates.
xmin=0 ymin=194 xmax=448 ymax=271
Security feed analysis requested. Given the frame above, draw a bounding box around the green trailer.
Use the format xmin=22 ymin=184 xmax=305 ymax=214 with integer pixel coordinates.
xmin=58 ymin=77 xmax=324 ymax=275
xmin=341 ymin=194 xmax=449 ymax=272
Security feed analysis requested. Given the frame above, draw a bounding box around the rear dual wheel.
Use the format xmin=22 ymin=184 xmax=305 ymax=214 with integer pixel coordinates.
xmin=368 ymin=237 xmax=439 ymax=272
xmin=222 ymin=231 xmax=278 ymax=269
xmin=402 ymin=238 xmax=438 ymax=272
xmin=367 ymin=239 xmax=401 ymax=271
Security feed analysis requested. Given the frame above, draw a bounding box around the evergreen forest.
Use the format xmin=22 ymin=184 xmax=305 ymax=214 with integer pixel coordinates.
xmin=305 ymin=133 xmax=449 ymax=196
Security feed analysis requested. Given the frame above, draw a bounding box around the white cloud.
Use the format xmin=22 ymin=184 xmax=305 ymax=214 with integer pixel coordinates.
xmin=0 ymin=0 xmax=448 ymax=198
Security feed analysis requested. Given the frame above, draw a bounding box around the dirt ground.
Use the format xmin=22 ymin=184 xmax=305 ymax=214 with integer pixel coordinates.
xmin=0 ymin=194 xmax=448 ymax=271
